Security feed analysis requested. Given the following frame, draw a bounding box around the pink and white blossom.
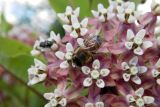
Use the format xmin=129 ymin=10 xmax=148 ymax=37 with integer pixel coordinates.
xmin=82 ymin=59 xmax=110 ymax=88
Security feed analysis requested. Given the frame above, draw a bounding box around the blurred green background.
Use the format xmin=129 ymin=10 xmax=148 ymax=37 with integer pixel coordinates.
xmin=0 ymin=0 xmax=147 ymax=107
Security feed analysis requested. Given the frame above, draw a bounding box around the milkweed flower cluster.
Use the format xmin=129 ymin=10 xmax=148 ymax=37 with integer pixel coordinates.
xmin=27 ymin=0 xmax=160 ymax=106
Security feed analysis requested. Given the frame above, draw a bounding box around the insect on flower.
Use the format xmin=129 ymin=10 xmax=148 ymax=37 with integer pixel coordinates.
xmin=31 ymin=31 xmax=61 ymax=56
xmin=73 ymin=35 xmax=102 ymax=67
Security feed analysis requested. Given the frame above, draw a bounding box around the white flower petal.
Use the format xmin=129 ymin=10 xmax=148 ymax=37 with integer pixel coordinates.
xmin=33 ymin=40 xmax=40 ymax=48
xmin=98 ymin=15 xmax=105 ymax=22
xmin=132 ymin=75 xmax=141 ymax=84
xmin=50 ymin=99 xmax=58 ymax=107
xmin=136 ymin=98 xmax=144 ymax=107
xmin=95 ymin=102 xmax=104 ymax=107
xmin=39 ymin=74 xmax=47 ymax=81
xmin=70 ymin=30 xmax=79 ymax=38
xmin=155 ymin=58 xmax=160 ymax=68
xmin=129 ymin=56 xmax=138 ymax=66
xmin=100 ymin=69 xmax=110 ymax=77
xmin=134 ymin=47 xmax=144 ymax=55
xmin=117 ymin=14 xmax=125 ymax=22
xmin=50 ymin=31 xmax=61 ymax=43
xmin=142 ymin=41 xmax=153 ymax=49
xmin=55 ymin=51 xmax=65 ymax=60
xmin=31 ymin=49 xmax=41 ymax=56
xmin=81 ymin=18 xmax=88 ymax=27
xmin=44 ymin=103 xmax=52 ymax=107
xmin=134 ymin=36 xmax=143 ymax=45
xmin=123 ymin=73 xmax=131 ymax=82
xmin=96 ymin=79 xmax=105 ymax=88
xmin=60 ymin=61 xmax=69 ymax=69
xmin=77 ymin=38 xmax=85 ymax=47
xmin=63 ymin=25 xmax=72 ymax=33
xmin=43 ymin=93 xmax=55 ymax=100
xmin=143 ymin=96 xmax=155 ymax=104
xmin=134 ymin=11 xmax=141 ymax=19
xmin=91 ymin=70 xmax=100 ymax=79
xmin=127 ymin=29 xmax=135 ymax=40
xmin=126 ymin=94 xmax=135 ymax=103
xmin=57 ymin=13 xmax=69 ymax=23
xmin=130 ymin=66 xmax=138 ymax=75
xmin=28 ymin=67 xmax=38 ymax=75
xmin=65 ymin=6 xmax=73 ymax=15
xmin=66 ymin=43 xmax=74 ymax=52
xmin=129 ymin=2 xmax=135 ymax=11
xmin=74 ymin=7 xmax=80 ymax=17
xmin=85 ymin=103 xmax=94 ymax=107
xmin=59 ymin=98 xmax=67 ymax=106
xmin=125 ymin=42 xmax=134 ymax=50
xmin=98 ymin=3 xmax=104 ymax=11
xmin=80 ymin=28 xmax=88 ymax=36
xmin=28 ymin=73 xmax=46 ymax=86
xmin=136 ymin=29 xmax=146 ymax=40
xmin=156 ymin=79 xmax=160 ymax=85
xmin=83 ymin=77 xmax=93 ymax=87
xmin=99 ymin=8 xmax=107 ymax=14
xmin=121 ymin=62 xmax=130 ymax=70
xmin=135 ymin=87 xmax=144 ymax=97
xmin=107 ymin=12 xmax=115 ymax=20
xmin=92 ymin=59 xmax=100 ymax=69
xmin=91 ymin=10 xmax=99 ymax=17
xmin=34 ymin=59 xmax=47 ymax=71
xmin=117 ymin=6 xmax=124 ymax=13
xmin=81 ymin=66 xmax=91 ymax=75
xmin=71 ymin=15 xmax=80 ymax=28
xmin=138 ymin=66 xmax=147 ymax=74
xmin=152 ymin=69 xmax=160 ymax=77
xmin=127 ymin=15 xmax=136 ymax=23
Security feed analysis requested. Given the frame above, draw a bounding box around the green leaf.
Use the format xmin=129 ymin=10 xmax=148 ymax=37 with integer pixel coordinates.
xmin=90 ymin=0 xmax=109 ymax=10
xmin=0 ymin=37 xmax=31 ymax=57
xmin=0 ymin=37 xmax=47 ymax=106
xmin=0 ymin=37 xmax=33 ymax=81
xmin=131 ymin=0 xmax=143 ymax=5
xmin=0 ymin=79 xmax=46 ymax=107
xmin=49 ymin=0 xmax=69 ymax=13
xmin=50 ymin=19 xmax=65 ymax=37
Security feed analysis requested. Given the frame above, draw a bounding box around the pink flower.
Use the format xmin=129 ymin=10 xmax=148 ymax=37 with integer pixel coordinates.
xmin=82 ymin=59 xmax=110 ymax=88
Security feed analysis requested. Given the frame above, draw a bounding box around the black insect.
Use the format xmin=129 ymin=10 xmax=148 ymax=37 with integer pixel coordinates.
xmin=40 ymin=41 xmax=54 ymax=48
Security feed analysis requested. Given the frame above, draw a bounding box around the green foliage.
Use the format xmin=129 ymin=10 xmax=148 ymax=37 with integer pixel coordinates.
xmin=0 ymin=14 xmax=12 ymax=36
xmin=50 ymin=19 xmax=65 ymax=37
xmin=0 ymin=37 xmax=47 ymax=107
xmin=49 ymin=0 xmax=109 ymax=18
xmin=0 ymin=37 xmax=33 ymax=81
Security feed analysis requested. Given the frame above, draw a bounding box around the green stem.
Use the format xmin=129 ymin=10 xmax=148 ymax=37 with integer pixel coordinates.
xmin=2 ymin=66 xmax=46 ymax=101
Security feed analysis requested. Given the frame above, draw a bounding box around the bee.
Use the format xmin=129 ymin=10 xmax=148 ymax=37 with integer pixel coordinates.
xmin=39 ymin=40 xmax=54 ymax=48
xmin=72 ymin=35 xmax=102 ymax=67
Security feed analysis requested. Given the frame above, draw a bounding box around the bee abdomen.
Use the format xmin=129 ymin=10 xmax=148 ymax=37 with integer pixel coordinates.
xmin=73 ymin=51 xmax=93 ymax=67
